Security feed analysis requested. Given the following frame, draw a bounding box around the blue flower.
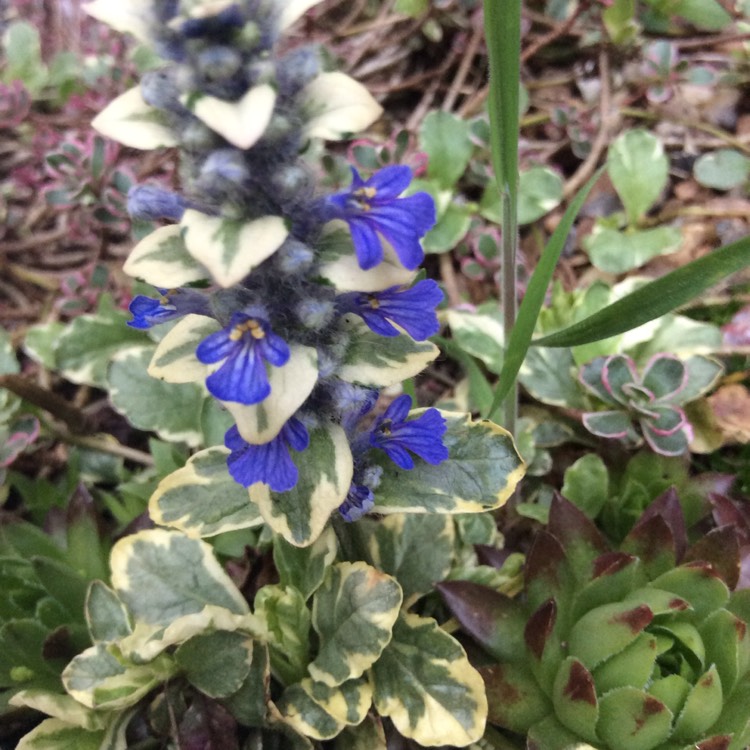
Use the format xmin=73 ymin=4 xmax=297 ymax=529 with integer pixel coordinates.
xmin=128 ymin=288 xmax=211 ymax=329
xmin=339 ymin=279 xmax=442 ymax=340
xmin=127 ymin=185 xmax=188 ymax=221
xmin=196 ymin=312 xmax=290 ymax=404
xmin=338 ymin=484 xmax=374 ymax=522
xmin=225 ymin=418 xmax=309 ymax=491
xmin=325 ymin=166 xmax=436 ymax=271
xmin=370 ymin=394 xmax=448 ymax=470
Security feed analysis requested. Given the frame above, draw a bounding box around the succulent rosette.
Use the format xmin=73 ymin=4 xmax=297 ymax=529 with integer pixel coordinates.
xmin=441 ymin=493 xmax=750 ymax=750
xmin=579 ymin=353 xmax=722 ymax=456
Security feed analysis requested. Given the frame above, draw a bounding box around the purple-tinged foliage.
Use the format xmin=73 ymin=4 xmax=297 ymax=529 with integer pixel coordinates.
xmin=338 ymin=484 xmax=374 ymax=522
xmin=225 ymin=418 xmax=309 ymax=492
xmin=325 ymin=166 xmax=436 ymax=270
xmin=128 ymin=288 xmax=211 ymax=329
xmin=196 ymin=312 xmax=289 ymax=405
xmin=369 ymin=394 xmax=448 ymax=470
xmin=337 ymin=279 xmax=442 ymax=340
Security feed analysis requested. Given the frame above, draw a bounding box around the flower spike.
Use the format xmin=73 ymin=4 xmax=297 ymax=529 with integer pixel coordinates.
xmin=196 ymin=312 xmax=290 ymax=404
xmin=325 ymin=166 xmax=436 ymax=271
xmin=128 ymin=288 xmax=211 ymax=329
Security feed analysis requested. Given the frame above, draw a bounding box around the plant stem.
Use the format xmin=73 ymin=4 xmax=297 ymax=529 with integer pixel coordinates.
xmin=501 ymin=185 xmax=518 ymax=434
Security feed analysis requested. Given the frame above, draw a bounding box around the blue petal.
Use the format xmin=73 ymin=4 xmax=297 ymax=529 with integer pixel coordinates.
xmin=349 ymin=219 xmax=384 ymax=270
xmin=367 ymin=165 xmax=412 ymax=199
xmin=282 ymin=417 xmax=310 ymax=452
xmin=257 ymin=329 xmax=290 ymax=367
xmin=205 ymin=344 xmax=270 ymax=404
xmin=127 ymin=296 xmax=174 ymax=329
xmin=338 ymin=484 xmax=375 ymax=522
xmin=358 ymin=307 xmax=400 ymax=337
xmin=381 ymin=443 xmax=414 ymax=470
xmin=196 ymin=329 xmax=237 ymax=364
xmin=383 ymin=394 xmax=412 ymax=422
xmin=226 ymin=430 xmax=298 ymax=492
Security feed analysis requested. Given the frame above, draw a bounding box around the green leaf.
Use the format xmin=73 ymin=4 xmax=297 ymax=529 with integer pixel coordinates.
xmin=254 ymin=584 xmax=311 ymax=685
xmin=446 ymin=308 xmax=504 ymax=374
xmin=62 ymin=643 xmax=172 ymax=710
xmin=481 ymin=662 xmax=551 ymax=733
xmin=220 ymin=640 xmax=270 ymax=727
xmin=2 ymin=22 xmax=47 ymax=94
xmin=277 ymin=677 xmax=372 ymax=741
xmin=672 ymin=0 xmax=732 ymax=29
xmin=694 ymin=149 xmax=750 ymax=190
xmin=123 ymin=225 xmax=209 ymax=286
xmin=149 ymin=447 xmax=264 ymax=537
xmin=15 ymin=719 xmax=105 ymax=750
xmin=85 ymin=582 xmax=132 ymax=644
xmin=337 ymin=316 xmax=439 ymax=388
xmin=147 ymin=314 xmax=219 ymax=383
xmin=372 ymin=411 xmax=525 ymax=514
xmin=596 ymin=687 xmax=673 ymax=750
xmin=273 ymin=527 xmax=338 ymax=601
xmin=53 ymin=311 xmax=145 ymax=387
xmin=552 ymin=657 xmax=599 ymax=742
xmin=585 ymin=225 xmax=682 ymax=273
xmin=181 ymin=209 xmax=288 ymax=288
xmin=309 ymin=562 xmax=402 ymax=687
xmin=562 ymin=454 xmax=609 ymax=519
xmin=333 ymin=715 xmax=386 ymax=750
xmin=607 ymin=129 xmax=669 ymax=224
xmin=368 ymin=514 xmax=455 ymax=602
xmin=110 ymin=529 xmax=249 ymax=626
xmin=420 ymin=111 xmax=474 ymax=188
xmin=9 ymin=689 xmax=104 ymax=731
xmin=518 ymin=166 xmax=564 ymax=225
xmin=250 ymin=423 xmax=353 ymax=547
xmin=175 ymin=630 xmax=253 ymax=698
xmin=422 ymin=202 xmax=472 ymax=253
xmin=369 ymin=611 xmax=487 ymax=746
xmin=108 ymin=346 xmax=205 ymax=446
xmin=671 ymin=664 xmax=723 ymax=741
xmin=532 ymin=233 xmax=750 ymax=348
xmin=24 ymin=322 xmax=66 ymax=370
xmin=0 ymin=619 xmax=63 ymax=691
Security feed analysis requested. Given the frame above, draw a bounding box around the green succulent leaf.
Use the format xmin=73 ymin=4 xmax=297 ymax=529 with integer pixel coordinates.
xmin=372 ymin=412 xmax=525 ymax=514
xmin=699 ymin=608 xmax=750 ymax=694
xmin=649 ymin=564 xmax=729 ymax=621
xmin=369 ymin=611 xmax=487 ymax=747
xmin=250 ymin=423 xmax=353 ymax=547
xmin=597 ymin=687 xmax=673 ymax=750
xmin=110 ymin=529 xmax=249 ymax=626
xmin=149 ymin=446 xmax=263 ymax=537
xmin=309 ymin=562 xmax=402 ymax=687
xmin=481 ymin=662 xmax=551 ymax=734
xmin=671 ymin=664 xmax=723 ymax=741
xmin=561 ymin=454 xmax=609 ymax=519
xmin=592 ymin=631 xmax=659 ymax=694
xmin=420 ymin=111 xmax=474 ymax=188
xmin=368 ymin=514 xmax=455 ymax=602
xmin=175 ymin=630 xmax=253 ymax=698
xmin=552 ymin=657 xmax=599 ymax=743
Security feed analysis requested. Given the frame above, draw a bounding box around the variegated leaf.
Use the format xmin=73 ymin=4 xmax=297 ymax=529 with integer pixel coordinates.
xmin=372 ymin=411 xmax=525 ymax=514
xmin=221 ymin=640 xmax=271 ymax=727
xmin=337 ymin=315 xmax=439 ymax=388
xmin=175 ymin=630 xmax=253 ymax=698
xmin=309 ymin=562 xmax=402 ymax=687
xmin=317 ymin=226 xmax=415 ymax=292
xmin=15 ymin=718 xmax=105 ymax=750
xmin=273 ymin=527 xmax=338 ymax=601
xmin=278 ymin=0 xmax=325 ymax=29
xmin=368 ymin=515 xmax=455 ymax=603
xmin=92 ymin=86 xmax=178 ymax=150
xmin=83 ymin=0 xmax=153 ymax=43
xmin=110 ymin=529 xmax=249 ymax=626
xmin=254 ymin=584 xmax=311 ymax=685
xmin=369 ymin=612 xmax=487 ymax=747
xmin=148 ymin=313 xmax=220 ymax=383
xmin=62 ymin=643 xmax=174 ymax=710
xmin=118 ymin=605 xmax=262 ymax=663
xmin=446 ymin=308 xmax=504 ymax=374
xmin=181 ymin=84 xmax=276 ymax=150
xmin=301 ymin=72 xmax=383 ymax=141
xmin=250 ymin=423 xmax=353 ymax=547
xmin=109 ymin=346 xmax=205 ymax=446
xmin=225 ymin=344 xmax=318 ymax=444
xmin=333 ymin=716 xmax=387 ymax=750
xmin=276 ymin=677 xmax=372 ymax=740
xmin=9 ymin=690 xmax=104 ymax=731
xmin=123 ymin=225 xmax=209 ymax=286
xmin=85 ymin=581 xmax=132 ymax=644
xmin=181 ymin=209 xmax=288 ymax=288
xmin=149 ymin=447 xmax=263 ymax=537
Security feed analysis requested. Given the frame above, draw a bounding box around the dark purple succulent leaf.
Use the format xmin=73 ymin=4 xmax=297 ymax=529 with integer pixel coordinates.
xmin=551 ymin=657 xmax=599 ymax=742
xmin=524 ymin=530 xmax=571 ymax=611
xmin=475 ymin=545 xmax=513 ymax=568
xmin=481 ymin=662 xmax=551 ymax=733
xmin=651 ymin=562 xmax=730 ymax=619
xmin=546 ymin=494 xmax=609 ymax=584
xmin=579 ymin=357 xmax=620 ymax=405
xmin=622 ymin=486 xmax=687 ymax=569
xmin=582 ymin=410 xmax=633 ymax=439
xmin=601 ymin=355 xmax=640 ymax=404
xmin=437 ymin=581 xmax=527 ymax=663
xmin=641 ymin=354 xmax=687 ymax=401
xmin=524 ymin=599 xmax=557 ymax=662
xmin=684 ymin=525 xmax=741 ymax=590
xmin=694 ymin=737 xmax=732 ymax=750
xmin=709 ymin=493 xmax=750 ymax=545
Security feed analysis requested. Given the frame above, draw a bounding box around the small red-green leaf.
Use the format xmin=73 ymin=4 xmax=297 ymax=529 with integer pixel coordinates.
xmin=524 ymin=530 xmax=571 ymax=610
xmin=596 ymin=688 xmax=673 ymax=750
xmin=700 ymin=608 xmax=749 ymax=694
xmin=573 ymin=553 xmax=642 ymax=619
xmin=684 ymin=526 xmax=741 ymax=590
xmin=525 ymin=599 xmax=557 ymax=662
xmin=568 ymin=602 xmax=653 ymax=670
xmin=672 ymin=664 xmax=723 ymax=741
xmin=650 ymin=563 xmax=730 ymax=620
xmin=437 ymin=581 xmax=527 ymax=663
xmin=592 ymin=632 xmax=658 ymax=693
xmin=648 ymin=673 xmax=692 ymax=717
xmin=552 ymin=657 xmax=599 ymax=742
xmin=694 ymin=736 xmax=732 ymax=750
xmin=480 ymin=662 xmax=551 ymax=733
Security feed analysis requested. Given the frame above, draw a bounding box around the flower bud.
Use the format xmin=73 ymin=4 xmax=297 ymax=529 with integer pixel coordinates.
xmin=200 ymin=148 xmax=249 ymax=185
xmin=296 ymin=297 xmax=335 ymax=331
xmin=196 ymin=46 xmax=243 ymax=80
xmin=275 ymin=238 xmax=315 ymax=275
xmin=127 ymin=185 xmax=187 ymax=221
xmin=277 ymin=47 xmax=319 ymax=97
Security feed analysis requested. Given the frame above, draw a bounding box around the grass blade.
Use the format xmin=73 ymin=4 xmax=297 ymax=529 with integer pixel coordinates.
xmin=489 ymin=167 xmax=604 ymax=419
xmin=532 ymin=233 xmax=750 ymax=348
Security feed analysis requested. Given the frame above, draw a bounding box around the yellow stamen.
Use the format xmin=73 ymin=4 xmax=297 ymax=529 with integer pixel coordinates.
xmin=229 ymin=318 xmax=266 ymax=341
xmin=368 ymin=296 xmax=380 ymax=309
